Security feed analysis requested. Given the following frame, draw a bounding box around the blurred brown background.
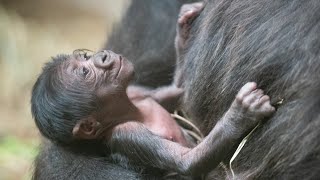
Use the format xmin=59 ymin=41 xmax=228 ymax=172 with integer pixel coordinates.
xmin=0 ymin=0 xmax=126 ymax=179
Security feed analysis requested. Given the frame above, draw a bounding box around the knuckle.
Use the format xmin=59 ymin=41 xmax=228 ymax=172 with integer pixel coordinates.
xmin=181 ymin=4 xmax=188 ymax=10
xmin=236 ymin=94 xmax=244 ymax=103
xmin=242 ymin=96 xmax=251 ymax=104
xmin=257 ymin=89 xmax=264 ymax=95
xmin=268 ymin=106 xmax=275 ymax=112
xmin=246 ymin=82 xmax=256 ymax=88
xmin=263 ymin=95 xmax=270 ymax=100
xmin=242 ymin=101 xmax=250 ymax=109
xmin=249 ymin=103 xmax=258 ymax=110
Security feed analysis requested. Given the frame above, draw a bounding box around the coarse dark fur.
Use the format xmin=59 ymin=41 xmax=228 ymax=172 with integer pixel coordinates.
xmin=34 ymin=139 xmax=199 ymax=180
xmin=31 ymin=54 xmax=99 ymax=145
xmin=105 ymin=0 xmax=196 ymax=88
xmin=33 ymin=141 xmax=143 ymax=180
xmin=181 ymin=0 xmax=320 ymax=179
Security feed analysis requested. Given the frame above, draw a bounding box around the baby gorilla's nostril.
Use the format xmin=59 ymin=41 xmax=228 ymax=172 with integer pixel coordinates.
xmin=102 ymin=54 xmax=107 ymax=63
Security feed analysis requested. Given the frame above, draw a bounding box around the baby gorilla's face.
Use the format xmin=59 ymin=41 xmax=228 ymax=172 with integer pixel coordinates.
xmin=62 ymin=50 xmax=134 ymax=98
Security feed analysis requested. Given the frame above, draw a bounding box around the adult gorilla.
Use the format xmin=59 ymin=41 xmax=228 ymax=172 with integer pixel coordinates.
xmin=180 ymin=0 xmax=320 ymax=179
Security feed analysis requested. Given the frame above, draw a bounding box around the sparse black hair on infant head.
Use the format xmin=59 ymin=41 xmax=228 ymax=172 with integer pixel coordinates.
xmin=31 ymin=54 xmax=98 ymax=144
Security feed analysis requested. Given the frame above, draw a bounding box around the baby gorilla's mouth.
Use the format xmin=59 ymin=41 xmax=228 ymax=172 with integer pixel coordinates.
xmin=115 ymin=56 xmax=122 ymax=79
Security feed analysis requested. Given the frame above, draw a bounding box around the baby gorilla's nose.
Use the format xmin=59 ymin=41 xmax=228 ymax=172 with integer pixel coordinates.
xmin=93 ymin=50 xmax=116 ymax=69
xmin=101 ymin=54 xmax=107 ymax=62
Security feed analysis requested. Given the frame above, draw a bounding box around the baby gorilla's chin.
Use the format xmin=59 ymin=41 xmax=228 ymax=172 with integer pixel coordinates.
xmin=118 ymin=58 xmax=135 ymax=85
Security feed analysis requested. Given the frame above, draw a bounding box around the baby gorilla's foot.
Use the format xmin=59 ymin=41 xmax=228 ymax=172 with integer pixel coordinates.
xmin=228 ymin=82 xmax=275 ymax=131
xmin=176 ymin=2 xmax=204 ymax=50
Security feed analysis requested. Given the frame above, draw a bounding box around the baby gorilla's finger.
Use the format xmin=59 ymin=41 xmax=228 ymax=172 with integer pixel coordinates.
xmin=260 ymin=102 xmax=276 ymax=115
xmin=236 ymin=82 xmax=257 ymax=104
xmin=178 ymin=2 xmax=204 ymax=25
xmin=186 ymin=11 xmax=201 ymax=25
xmin=242 ymin=90 xmax=262 ymax=108
xmin=178 ymin=11 xmax=193 ymax=25
xmin=178 ymin=11 xmax=200 ymax=28
xmin=256 ymin=89 xmax=264 ymax=96
xmin=258 ymin=95 xmax=270 ymax=106
xmin=180 ymin=2 xmax=204 ymax=15
xmin=249 ymin=89 xmax=264 ymax=107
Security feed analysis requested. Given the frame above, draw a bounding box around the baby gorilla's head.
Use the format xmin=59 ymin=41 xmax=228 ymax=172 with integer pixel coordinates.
xmin=31 ymin=50 xmax=134 ymax=144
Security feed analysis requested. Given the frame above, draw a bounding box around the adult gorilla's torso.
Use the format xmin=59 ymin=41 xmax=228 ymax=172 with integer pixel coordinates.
xmin=182 ymin=0 xmax=320 ymax=179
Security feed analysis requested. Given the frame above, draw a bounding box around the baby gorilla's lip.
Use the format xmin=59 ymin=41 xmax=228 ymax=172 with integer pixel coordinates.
xmin=115 ymin=56 xmax=122 ymax=79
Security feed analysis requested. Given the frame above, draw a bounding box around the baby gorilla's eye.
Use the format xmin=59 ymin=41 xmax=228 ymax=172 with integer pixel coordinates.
xmin=83 ymin=53 xmax=91 ymax=60
xmin=82 ymin=67 xmax=89 ymax=77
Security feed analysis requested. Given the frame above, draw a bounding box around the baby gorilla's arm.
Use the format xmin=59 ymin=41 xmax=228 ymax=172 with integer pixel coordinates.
xmin=175 ymin=2 xmax=204 ymax=56
xmin=128 ymin=85 xmax=183 ymax=112
xmin=110 ymin=82 xmax=275 ymax=176
xmin=174 ymin=2 xmax=204 ymax=87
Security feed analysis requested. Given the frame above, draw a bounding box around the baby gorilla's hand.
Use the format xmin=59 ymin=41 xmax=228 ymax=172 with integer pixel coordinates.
xmin=235 ymin=82 xmax=275 ymax=117
xmin=228 ymin=82 xmax=275 ymax=131
xmin=175 ymin=2 xmax=204 ymax=52
xmin=151 ymin=85 xmax=184 ymax=112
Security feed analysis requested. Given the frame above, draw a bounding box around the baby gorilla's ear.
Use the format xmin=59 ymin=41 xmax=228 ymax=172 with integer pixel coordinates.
xmin=72 ymin=117 xmax=101 ymax=139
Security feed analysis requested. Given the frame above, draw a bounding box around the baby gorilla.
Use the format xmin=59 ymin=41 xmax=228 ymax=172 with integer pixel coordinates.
xmin=31 ymin=3 xmax=275 ymax=177
xmin=32 ymin=49 xmax=274 ymax=176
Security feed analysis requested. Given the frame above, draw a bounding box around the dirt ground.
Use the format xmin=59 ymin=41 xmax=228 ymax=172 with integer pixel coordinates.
xmin=0 ymin=0 xmax=126 ymax=179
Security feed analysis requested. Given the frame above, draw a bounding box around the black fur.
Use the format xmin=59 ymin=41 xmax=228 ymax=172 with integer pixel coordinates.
xmin=31 ymin=54 xmax=98 ymax=144
xmin=105 ymin=0 xmax=196 ymax=88
xmin=182 ymin=0 xmax=320 ymax=179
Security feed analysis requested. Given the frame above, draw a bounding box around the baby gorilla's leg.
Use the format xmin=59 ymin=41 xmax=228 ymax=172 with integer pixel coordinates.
xmin=175 ymin=2 xmax=204 ymax=52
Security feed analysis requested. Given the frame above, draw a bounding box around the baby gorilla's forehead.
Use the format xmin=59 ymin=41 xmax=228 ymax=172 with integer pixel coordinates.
xmin=65 ymin=54 xmax=90 ymax=71
xmin=58 ymin=55 xmax=100 ymax=93
xmin=57 ymin=58 xmax=84 ymax=84
xmin=63 ymin=57 xmax=79 ymax=72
